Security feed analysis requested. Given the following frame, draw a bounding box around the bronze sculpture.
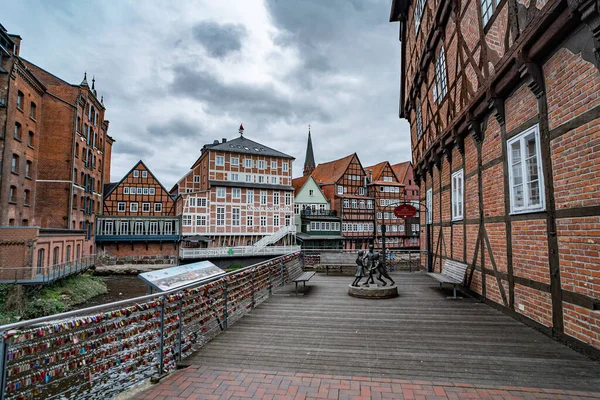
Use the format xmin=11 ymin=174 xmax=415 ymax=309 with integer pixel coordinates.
xmin=351 ymin=250 xmax=366 ymax=287
xmin=356 ymin=245 xmax=395 ymax=287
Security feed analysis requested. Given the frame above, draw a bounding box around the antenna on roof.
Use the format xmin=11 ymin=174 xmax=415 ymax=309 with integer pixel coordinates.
xmin=239 ymin=123 xmax=244 ymax=137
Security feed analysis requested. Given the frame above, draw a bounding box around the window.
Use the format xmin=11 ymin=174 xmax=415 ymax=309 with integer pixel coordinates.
xmin=258 ymin=175 xmax=265 ymax=183
xmin=274 ymin=215 xmax=280 ymax=226
xmin=28 ymin=131 xmax=34 ymax=147
xmin=24 ymin=190 xmax=30 ymax=205
xmin=273 ymin=192 xmax=280 ymax=205
xmin=271 ymin=176 xmax=278 ymax=184
xmin=232 ymin=208 xmax=240 ymax=226
xmin=183 ymin=215 xmax=192 ymax=226
xmin=434 ymin=46 xmax=448 ymax=104
xmin=426 ymin=188 xmax=432 ymax=224
xmin=283 ymin=162 xmax=289 ymax=172
xmin=11 ymin=154 xmax=19 ymax=173
xmin=343 ymin=199 xmax=349 ymax=208
xmin=257 ymin=160 xmax=266 ymax=169
xmin=25 ymin=161 xmax=32 ymax=178
xmin=337 ymin=185 xmax=344 ymax=195
xmin=285 ymin=215 xmax=291 ymax=226
xmin=260 ymin=191 xmax=267 ymax=205
xmin=451 ymin=170 xmax=464 ymax=221
xmin=149 ymin=222 xmax=158 ymax=235
xmin=149 ymin=188 xmax=155 ymax=195
xmin=244 ymin=159 xmax=253 ymax=168
xmin=193 ymin=215 xmax=205 ymax=226
xmin=412 ymin=224 xmax=420 ymax=233
xmin=359 ymin=187 xmax=365 ymax=195
xmin=142 ymin=203 xmax=151 ymax=212
xmin=189 ymin=197 xmax=197 ymax=207
xmin=383 ymin=176 xmax=393 ymax=182
xmin=53 ymin=246 xmax=60 ymax=265
xmin=232 ymin=188 xmax=241 ymax=199
xmin=246 ymin=215 xmax=253 ymax=226
xmin=143 ymin=188 xmax=149 ymax=195
xmin=216 ymin=156 xmax=225 ymax=166
xmin=230 ymin=173 xmax=239 ymax=181
xmin=164 ymin=221 xmax=173 ymax=234
xmin=16 ymin=91 xmax=24 ymax=110
xmin=30 ymin=102 xmax=37 ymax=119
xmin=198 ymin=198 xmax=207 ymax=207
xmin=123 ymin=187 xmax=130 ymax=195
xmin=247 ymin=190 xmax=254 ymax=204
xmin=245 ymin=174 xmax=253 ymax=183
xmin=285 ymin=192 xmax=292 ymax=205
xmin=193 ymin=175 xmax=201 ymax=183
xmin=271 ymin=161 xmax=277 ymax=169
xmin=508 ymin=125 xmax=545 ymax=214
xmin=260 ymin=216 xmax=267 ymax=226
xmin=154 ymin=203 xmax=162 ymax=212
xmin=414 ymin=0 xmax=426 ymax=35
xmin=216 ymin=207 xmax=225 ymax=226
xmin=377 ymin=212 xmax=383 ymax=219
xmin=216 ymin=187 xmax=226 ymax=198
xmin=416 ymin=99 xmax=423 ymax=139
xmin=130 ymin=202 xmax=139 ymax=212
xmin=14 ymin=123 xmax=21 ymax=140
xmin=481 ymin=0 xmax=497 ymax=26
xmin=142 ymin=171 xmax=148 ymax=178
xmin=367 ymin=200 xmax=373 ymax=209
xmin=9 ymin=186 xmax=16 ymax=203
xmin=352 ymin=199 xmax=357 ymax=209
xmin=118 ymin=202 xmax=126 ymax=212
xmin=231 ymin=157 xmax=239 ymax=166
xmin=137 ymin=188 xmax=143 ymax=194
xmin=294 ymin=204 xmax=300 ymax=214
xmin=133 ymin=170 xmax=140 ymax=178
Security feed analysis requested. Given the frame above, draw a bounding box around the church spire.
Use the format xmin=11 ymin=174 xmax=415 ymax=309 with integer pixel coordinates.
xmin=303 ymin=125 xmax=316 ymax=176
xmin=80 ymin=72 xmax=88 ymax=86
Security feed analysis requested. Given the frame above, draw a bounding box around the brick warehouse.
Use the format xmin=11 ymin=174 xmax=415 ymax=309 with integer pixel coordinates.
xmin=389 ymin=0 xmax=600 ymax=356
xmin=0 ymin=24 xmax=113 ymax=276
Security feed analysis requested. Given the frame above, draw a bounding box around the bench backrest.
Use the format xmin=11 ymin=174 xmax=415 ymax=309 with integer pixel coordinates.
xmin=320 ymin=252 xmax=356 ymax=264
xmin=286 ymin=258 xmax=304 ymax=282
xmin=442 ymin=260 xmax=468 ymax=283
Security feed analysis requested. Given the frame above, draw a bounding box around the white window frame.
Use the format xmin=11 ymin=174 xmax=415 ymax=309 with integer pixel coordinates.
xmin=154 ymin=203 xmax=163 ymax=212
xmin=260 ymin=191 xmax=267 ymax=205
xmin=133 ymin=170 xmax=140 ymax=178
xmin=142 ymin=171 xmax=148 ymax=178
xmin=193 ymin=175 xmax=201 ymax=183
xmin=337 ymin=185 xmax=344 ymax=195
xmin=183 ymin=215 xmax=192 ymax=226
xmin=216 ymin=156 xmax=225 ymax=166
xmin=231 ymin=157 xmax=239 ymax=166
xmin=117 ymin=202 xmax=126 ymax=212
xmin=416 ymin=98 xmax=423 ymax=140
xmin=142 ymin=203 xmax=151 ymax=212
xmin=232 ymin=188 xmax=241 ymax=199
xmin=257 ymin=160 xmax=266 ymax=170
xmin=273 ymin=192 xmax=280 ymax=205
xmin=285 ymin=192 xmax=292 ymax=206
xmin=507 ymin=125 xmax=545 ymax=214
xmin=414 ymin=0 xmax=426 ymax=35
xmin=196 ymin=215 xmax=207 ymax=226
xmin=149 ymin=188 xmax=156 ymax=195
xmin=137 ymin=188 xmax=143 ymax=194
xmin=123 ymin=187 xmax=129 ymax=194
xmin=282 ymin=162 xmax=289 ymax=172
xmin=359 ymin=187 xmax=365 ymax=195
xmin=274 ymin=215 xmax=280 ymax=226
xmin=130 ymin=202 xmax=139 ymax=212
xmin=216 ymin=187 xmax=226 ymax=198
xmin=230 ymin=173 xmax=239 ymax=181
xmin=481 ymin=0 xmax=497 ymax=26
xmin=260 ymin=216 xmax=267 ymax=226
xmin=246 ymin=215 xmax=253 ymax=226
xmin=216 ymin=207 xmax=225 ymax=226
xmin=426 ymin=188 xmax=432 ymax=224
xmin=247 ymin=190 xmax=254 ymax=204
xmin=244 ymin=159 xmax=253 ymax=169
xmin=271 ymin=161 xmax=277 ymax=169
xmin=143 ymin=188 xmax=149 ymax=195
xmin=451 ymin=169 xmax=464 ymax=221
xmin=232 ymin=208 xmax=240 ymax=226
xmin=434 ymin=46 xmax=448 ymax=104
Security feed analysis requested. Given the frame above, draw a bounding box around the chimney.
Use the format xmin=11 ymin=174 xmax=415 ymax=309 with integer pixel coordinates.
xmin=369 ymin=169 xmax=373 ymax=183
xmin=8 ymin=34 xmax=21 ymax=56
xmin=222 ymin=138 xmax=227 ymax=143
xmin=213 ymin=140 xmax=219 ymax=145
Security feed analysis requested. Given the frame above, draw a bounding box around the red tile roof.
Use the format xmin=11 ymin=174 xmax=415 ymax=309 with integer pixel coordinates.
xmin=292 ymin=175 xmax=310 ymax=196
xmin=391 ymin=161 xmax=411 ymax=183
xmin=311 ymin=154 xmax=355 ymax=185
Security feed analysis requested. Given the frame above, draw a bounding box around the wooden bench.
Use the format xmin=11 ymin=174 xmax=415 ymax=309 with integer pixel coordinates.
xmin=293 ymin=271 xmax=316 ymax=295
xmin=427 ymin=260 xmax=468 ymax=299
xmin=320 ymin=252 xmax=356 ymax=275
xmin=286 ymin=258 xmax=316 ymax=295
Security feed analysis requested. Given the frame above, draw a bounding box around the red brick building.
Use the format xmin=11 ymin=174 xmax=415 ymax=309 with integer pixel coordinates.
xmin=0 ymin=25 xmax=112 ymax=277
xmin=391 ymin=161 xmax=421 ymax=247
xmin=172 ymin=126 xmax=297 ymax=259
xmin=390 ymin=0 xmax=600 ymax=355
xmin=311 ymin=154 xmax=375 ymax=250
xmin=96 ymin=161 xmax=180 ymax=265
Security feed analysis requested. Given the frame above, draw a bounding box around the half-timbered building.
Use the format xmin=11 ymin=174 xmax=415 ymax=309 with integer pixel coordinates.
xmin=392 ymin=161 xmax=421 ymax=248
xmin=311 ymin=154 xmax=375 ymax=249
xmin=390 ymin=0 xmax=600 ymax=355
xmin=172 ymin=126 xmax=297 ymax=259
xmin=96 ymin=160 xmax=180 ymax=264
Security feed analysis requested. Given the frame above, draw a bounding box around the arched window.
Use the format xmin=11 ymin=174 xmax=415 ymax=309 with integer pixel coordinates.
xmin=53 ymin=246 xmax=60 ymax=265
xmin=37 ymin=248 xmax=45 ymax=273
xmin=66 ymin=245 xmax=71 ymax=263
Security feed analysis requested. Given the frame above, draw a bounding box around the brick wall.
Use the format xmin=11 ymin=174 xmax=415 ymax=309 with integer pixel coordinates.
xmin=98 ymin=242 xmax=178 ymax=266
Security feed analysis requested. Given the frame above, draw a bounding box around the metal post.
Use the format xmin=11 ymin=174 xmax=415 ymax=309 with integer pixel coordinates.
xmin=157 ymin=296 xmax=166 ymax=376
xmin=268 ymin=264 xmax=272 ymax=296
xmin=280 ymin=261 xmax=285 ymax=286
xmin=381 ymin=224 xmax=387 ymax=270
xmin=177 ymin=295 xmax=183 ymax=361
xmin=0 ymin=336 xmax=10 ymax=400
xmin=427 ymin=223 xmax=432 ymax=272
xmin=251 ymin=268 xmax=255 ymax=308
xmin=223 ymin=281 xmax=228 ymax=330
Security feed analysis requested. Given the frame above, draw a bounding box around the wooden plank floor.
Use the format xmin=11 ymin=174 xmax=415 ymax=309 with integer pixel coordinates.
xmin=185 ymin=272 xmax=600 ymax=392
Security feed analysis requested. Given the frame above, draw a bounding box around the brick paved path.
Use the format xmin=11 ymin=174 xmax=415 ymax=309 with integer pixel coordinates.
xmin=135 ymin=366 xmax=600 ymax=400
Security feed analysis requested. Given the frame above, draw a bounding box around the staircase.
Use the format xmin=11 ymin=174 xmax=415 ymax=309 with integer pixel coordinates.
xmin=253 ymin=225 xmax=296 ymax=249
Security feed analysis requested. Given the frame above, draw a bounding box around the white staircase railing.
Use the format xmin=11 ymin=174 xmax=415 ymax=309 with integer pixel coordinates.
xmin=179 ymin=245 xmax=301 ymax=259
xmin=252 ymin=225 xmax=296 ymax=249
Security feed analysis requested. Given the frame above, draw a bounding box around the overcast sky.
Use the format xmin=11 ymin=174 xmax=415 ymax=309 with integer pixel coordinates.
xmin=4 ymin=0 xmax=411 ymax=187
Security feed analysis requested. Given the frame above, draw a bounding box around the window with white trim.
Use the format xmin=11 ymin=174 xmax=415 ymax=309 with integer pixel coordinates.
xmin=260 ymin=191 xmax=267 ymax=205
xmin=231 ymin=157 xmax=239 ymax=166
xmin=282 ymin=162 xmax=289 ymax=172
xmin=271 ymin=161 xmax=277 ymax=169
xmin=285 ymin=192 xmax=292 ymax=205
xmin=123 ymin=187 xmax=129 ymax=194
xmin=414 ymin=0 xmax=426 ymax=35
xmin=434 ymin=46 xmax=448 ymax=104
xmin=508 ymin=125 xmax=545 ymax=214
xmin=244 ymin=159 xmax=252 ymax=168
xmin=154 ymin=203 xmax=162 ymax=212
xmin=271 ymin=176 xmax=278 ymax=184
xmin=337 ymin=185 xmax=344 ymax=195
xmin=247 ymin=215 xmax=253 ymax=226
xmin=117 ymin=202 xmax=126 ymax=212
xmin=416 ymin=98 xmax=423 ymax=140
xmin=232 ymin=208 xmax=240 ymax=226
xmin=216 ymin=207 xmax=225 ymax=226
xmin=137 ymin=188 xmax=143 ymax=194
xmin=245 ymin=174 xmax=253 ymax=183
xmin=198 ymin=198 xmax=207 ymax=207
xmin=150 ymin=188 xmax=155 ymax=195
xmin=130 ymin=202 xmax=138 ymax=212
xmin=230 ymin=173 xmax=239 ymax=181
xmin=142 ymin=171 xmax=148 ymax=178
xmin=383 ymin=176 xmax=393 ymax=182
xmin=216 ymin=156 xmax=225 ymax=166
xmin=274 ymin=215 xmax=280 ymax=226
xmin=247 ymin=190 xmax=254 ymax=204
xmin=143 ymin=188 xmax=149 ymax=195
xmin=196 ymin=215 xmax=207 ymax=226
xmin=273 ymin=192 xmax=280 ymax=205
xmin=142 ymin=203 xmax=151 ymax=212
xmin=189 ymin=197 xmax=197 ymax=207
xmin=367 ymin=200 xmax=373 ymax=209
xmin=285 ymin=215 xmax=291 ymax=226
xmin=451 ymin=170 xmax=464 ymax=221
xmin=183 ymin=215 xmax=192 ymax=226
xmin=232 ymin=188 xmax=241 ymax=199
xmin=133 ymin=170 xmax=139 ymax=178
xmin=260 ymin=216 xmax=267 ymax=226
xmin=358 ymin=187 xmax=365 ymax=195
xmin=258 ymin=160 xmax=266 ymax=169
xmin=426 ymin=188 xmax=432 ymax=224
xmin=193 ymin=175 xmax=200 ymax=183
xmin=216 ymin=188 xmax=226 ymax=198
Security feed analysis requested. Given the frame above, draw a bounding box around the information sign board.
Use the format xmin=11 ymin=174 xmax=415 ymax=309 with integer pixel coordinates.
xmin=138 ymin=261 xmax=226 ymax=292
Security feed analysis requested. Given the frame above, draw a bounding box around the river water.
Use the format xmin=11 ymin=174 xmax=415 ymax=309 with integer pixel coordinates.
xmin=75 ymin=275 xmax=151 ymax=309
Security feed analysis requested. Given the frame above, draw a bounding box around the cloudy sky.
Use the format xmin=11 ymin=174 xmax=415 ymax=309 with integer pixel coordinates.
xmin=4 ymin=0 xmax=410 ymax=187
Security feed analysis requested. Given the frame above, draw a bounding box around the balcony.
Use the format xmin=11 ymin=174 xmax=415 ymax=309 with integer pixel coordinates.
xmin=96 ymin=216 xmax=180 ymax=242
xmin=300 ymin=209 xmax=338 ymax=218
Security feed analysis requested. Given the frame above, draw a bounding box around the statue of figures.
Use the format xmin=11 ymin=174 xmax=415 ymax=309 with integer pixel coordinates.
xmin=351 ymin=250 xmax=366 ymax=287
xmin=361 ymin=245 xmax=377 ymax=286
xmin=374 ymin=255 xmax=395 ymax=286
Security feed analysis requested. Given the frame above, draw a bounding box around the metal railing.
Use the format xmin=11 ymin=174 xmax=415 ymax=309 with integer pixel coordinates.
xmin=252 ymin=225 xmax=296 ymax=249
xmin=302 ymin=248 xmax=427 ymax=272
xmin=180 ymin=245 xmax=300 ymax=259
xmin=0 ymin=252 xmax=302 ymax=400
xmin=0 ymin=255 xmax=96 ymax=285
xmin=300 ymin=210 xmax=337 ymax=217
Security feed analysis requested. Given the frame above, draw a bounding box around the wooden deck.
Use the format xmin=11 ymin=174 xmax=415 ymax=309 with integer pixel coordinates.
xmin=185 ymin=272 xmax=600 ymax=392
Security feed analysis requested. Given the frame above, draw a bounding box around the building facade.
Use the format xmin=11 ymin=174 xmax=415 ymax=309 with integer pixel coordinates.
xmin=292 ymin=175 xmax=343 ymax=249
xmin=390 ymin=0 xmax=600 ymax=354
xmin=96 ymin=161 xmax=180 ymax=264
xmin=173 ymin=127 xmax=297 ymax=259
xmin=311 ymin=154 xmax=375 ymax=250
xmin=0 ymin=25 xmax=112 ymax=278
xmin=391 ymin=161 xmax=421 ymax=247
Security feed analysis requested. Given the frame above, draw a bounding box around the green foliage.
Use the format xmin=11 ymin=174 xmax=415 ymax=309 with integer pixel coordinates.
xmin=0 ymin=274 xmax=107 ymax=324
xmin=226 ymin=264 xmax=244 ymax=272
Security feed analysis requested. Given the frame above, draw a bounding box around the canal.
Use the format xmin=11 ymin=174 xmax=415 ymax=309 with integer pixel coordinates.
xmin=75 ymin=275 xmax=150 ymax=309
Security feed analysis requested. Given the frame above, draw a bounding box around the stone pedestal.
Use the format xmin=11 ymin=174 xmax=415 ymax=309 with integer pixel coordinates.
xmin=347 ymin=284 xmax=398 ymax=299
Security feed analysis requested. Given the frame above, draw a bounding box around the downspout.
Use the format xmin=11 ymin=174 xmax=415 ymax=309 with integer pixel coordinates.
xmin=68 ymin=94 xmax=80 ymax=229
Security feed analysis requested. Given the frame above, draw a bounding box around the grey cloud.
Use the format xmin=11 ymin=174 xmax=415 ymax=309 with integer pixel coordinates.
xmin=170 ymin=64 xmax=331 ymax=124
xmin=147 ymin=118 xmax=202 ymax=139
xmin=114 ymin=139 xmax=154 ymax=158
xmin=192 ymin=21 xmax=247 ymax=58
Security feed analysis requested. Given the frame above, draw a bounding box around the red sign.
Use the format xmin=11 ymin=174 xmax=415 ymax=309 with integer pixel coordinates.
xmin=394 ymin=204 xmax=417 ymax=219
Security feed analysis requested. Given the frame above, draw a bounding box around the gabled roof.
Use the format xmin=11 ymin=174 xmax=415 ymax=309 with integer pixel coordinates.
xmin=364 ymin=161 xmax=393 ymax=182
xmin=391 ymin=161 xmax=411 ymax=183
xmin=204 ymin=135 xmax=294 ymax=159
xmin=311 ymin=153 xmax=356 ymax=185
xmin=104 ymin=160 xmax=172 ymax=200
xmin=292 ymin=175 xmax=310 ymax=196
